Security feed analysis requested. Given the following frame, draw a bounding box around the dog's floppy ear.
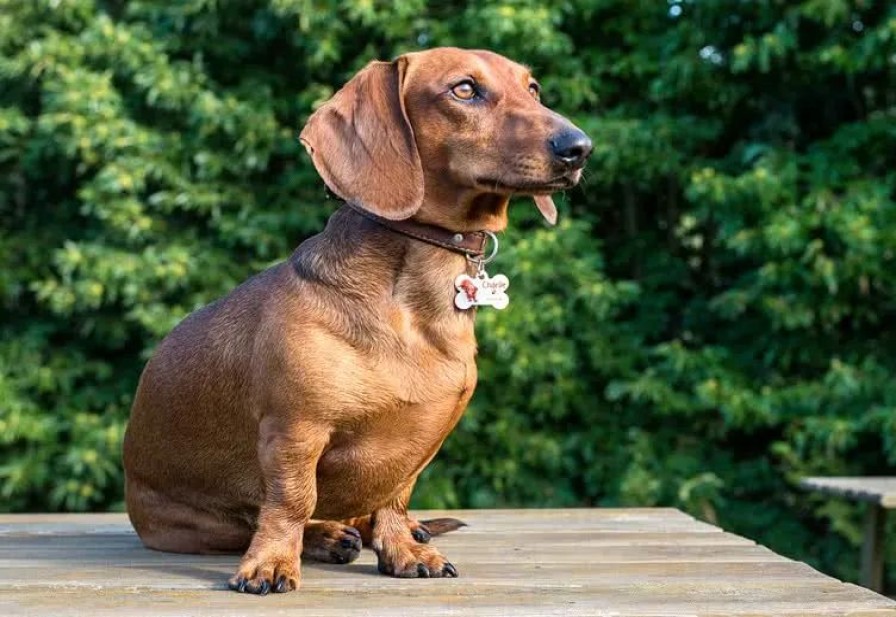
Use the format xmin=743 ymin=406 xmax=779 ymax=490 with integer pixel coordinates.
xmin=300 ymin=58 xmax=423 ymax=220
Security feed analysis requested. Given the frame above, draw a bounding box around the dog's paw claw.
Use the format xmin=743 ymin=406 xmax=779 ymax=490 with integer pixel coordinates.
xmin=330 ymin=550 xmax=351 ymax=564
xmin=227 ymin=576 xmax=248 ymax=592
xmin=411 ymin=525 xmax=432 ymax=544
xmin=229 ymin=557 xmax=299 ymax=595
xmin=274 ymin=575 xmax=289 ymax=593
xmin=375 ymin=542 xmax=454 ymax=579
xmin=377 ymin=558 xmax=392 ymax=575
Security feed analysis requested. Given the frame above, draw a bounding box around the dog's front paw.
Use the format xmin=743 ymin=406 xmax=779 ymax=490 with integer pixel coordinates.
xmin=302 ymin=521 xmax=363 ymax=564
xmin=228 ymin=553 xmax=300 ymax=595
xmin=374 ymin=541 xmax=458 ymax=578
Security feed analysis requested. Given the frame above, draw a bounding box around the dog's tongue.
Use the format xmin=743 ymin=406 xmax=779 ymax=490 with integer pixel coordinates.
xmin=534 ymin=194 xmax=558 ymax=225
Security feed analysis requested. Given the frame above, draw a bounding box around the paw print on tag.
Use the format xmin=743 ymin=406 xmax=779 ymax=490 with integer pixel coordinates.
xmin=454 ymin=272 xmax=509 ymax=310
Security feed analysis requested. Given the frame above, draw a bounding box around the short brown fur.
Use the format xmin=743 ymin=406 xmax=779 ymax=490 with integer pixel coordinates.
xmin=123 ymin=47 xmax=590 ymax=594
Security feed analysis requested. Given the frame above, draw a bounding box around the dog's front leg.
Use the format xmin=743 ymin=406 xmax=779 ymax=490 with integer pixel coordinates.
xmin=371 ymin=485 xmax=458 ymax=579
xmin=228 ymin=426 xmax=326 ymax=595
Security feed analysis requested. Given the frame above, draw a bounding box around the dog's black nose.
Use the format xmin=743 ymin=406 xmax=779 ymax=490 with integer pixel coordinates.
xmin=550 ymin=130 xmax=593 ymax=168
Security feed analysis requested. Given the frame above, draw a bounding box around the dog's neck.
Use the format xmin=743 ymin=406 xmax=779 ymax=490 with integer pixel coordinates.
xmin=291 ymin=206 xmax=477 ymax=327
xmin=414 ymin=190 xmax=511 ymax=233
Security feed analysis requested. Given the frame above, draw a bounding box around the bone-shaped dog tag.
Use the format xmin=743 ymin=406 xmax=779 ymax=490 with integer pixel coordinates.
xmin=454 ymin=271 xmax=509 ymax=310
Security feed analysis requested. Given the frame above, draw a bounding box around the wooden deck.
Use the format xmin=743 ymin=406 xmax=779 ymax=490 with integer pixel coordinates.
xmin=1 ymin=508 xmax=894 ymax=616
xmin=801 ymin=477 xmax=896 ymax=593
xmin=801 ymin=477 xmax=896 ymax=508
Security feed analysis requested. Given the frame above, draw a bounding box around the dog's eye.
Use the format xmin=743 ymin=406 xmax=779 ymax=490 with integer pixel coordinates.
xmin=451 ymin=81 xmax=478 ymax=101
xmin=528 ymin=83 xmax=541 ymax=101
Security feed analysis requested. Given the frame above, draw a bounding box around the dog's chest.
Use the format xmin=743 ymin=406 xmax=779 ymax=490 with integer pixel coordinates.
xmin=310 ymin=312 xmax=477 ymax=517
xmin=310 ymin=301 xmax=476 ymax=408
xmin=324 ymin=318 xmax=476 ymax=442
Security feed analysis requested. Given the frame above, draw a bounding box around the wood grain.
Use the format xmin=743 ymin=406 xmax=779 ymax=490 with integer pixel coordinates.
xmin=0 ymin=509 xmax=893 ymax=616
xmin=801 ymin=478 xmax=896 ymax=508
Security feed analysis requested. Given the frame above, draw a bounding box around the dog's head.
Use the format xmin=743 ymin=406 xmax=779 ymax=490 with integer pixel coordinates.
xmin=300 ymin=47 xmax=591 ymax=230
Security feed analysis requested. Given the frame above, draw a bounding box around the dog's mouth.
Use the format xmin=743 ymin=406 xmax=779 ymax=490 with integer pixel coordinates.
xmin=476 ymin=171 xmax=580 ymax=195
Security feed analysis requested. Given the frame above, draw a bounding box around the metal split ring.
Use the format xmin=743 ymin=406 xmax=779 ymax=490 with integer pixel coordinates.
xmin=469 ymin=230 xmax=499 ymax=266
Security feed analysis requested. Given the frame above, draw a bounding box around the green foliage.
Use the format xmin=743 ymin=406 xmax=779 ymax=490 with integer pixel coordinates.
xmin=2 ymin=0 xmax=896 ymax=587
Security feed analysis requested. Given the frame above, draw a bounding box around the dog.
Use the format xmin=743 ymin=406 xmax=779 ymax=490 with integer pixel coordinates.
xmin=122 ymin=46 xmax=591 ymax=595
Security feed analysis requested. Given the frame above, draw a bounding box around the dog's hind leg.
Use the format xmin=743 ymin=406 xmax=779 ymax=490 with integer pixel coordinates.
xmin=301 ymin=520 xmax=363 ymax=564
xmin=126 ymin=479 xmax=254 ymax=554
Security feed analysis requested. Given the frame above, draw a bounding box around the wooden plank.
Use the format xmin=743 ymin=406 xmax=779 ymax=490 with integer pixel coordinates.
xmin=1 ymin=582 xmax=893 ymax=617
xmin=801 ymin=478 xmax=893 ymax=593
xmin=0 ymin=530 xmax=757 ymax=552
xmin=861 ymin=504 xmax=887 ymax=592
xmin=0 ymin=509 xmax=893 ymax=617
xmin=801 ymin=478 xmax=896 ymax=508
xmin=0 ymin=508 xmax=723 ymax=534
xmin=0 ymin=560 xmax=830 ymax=585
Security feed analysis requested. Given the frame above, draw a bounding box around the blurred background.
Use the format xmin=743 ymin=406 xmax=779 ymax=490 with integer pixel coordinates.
xmin=2 ymin=0 xmax=895 ymax=589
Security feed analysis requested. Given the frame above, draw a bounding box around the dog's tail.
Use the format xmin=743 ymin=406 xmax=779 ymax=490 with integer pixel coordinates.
xmin=419 ymin=517 xmax=467 ymax=536
xmin=412 ymin=517 xmax=467 ymax=543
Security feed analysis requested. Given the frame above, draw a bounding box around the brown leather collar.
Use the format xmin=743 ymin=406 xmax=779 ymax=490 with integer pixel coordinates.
xmin=341 ymin=201 xmax=487 ymax=258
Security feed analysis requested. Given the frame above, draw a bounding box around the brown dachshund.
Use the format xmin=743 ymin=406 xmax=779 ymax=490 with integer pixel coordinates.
xmin=122 ymin=47 xmax=591 ymax=595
